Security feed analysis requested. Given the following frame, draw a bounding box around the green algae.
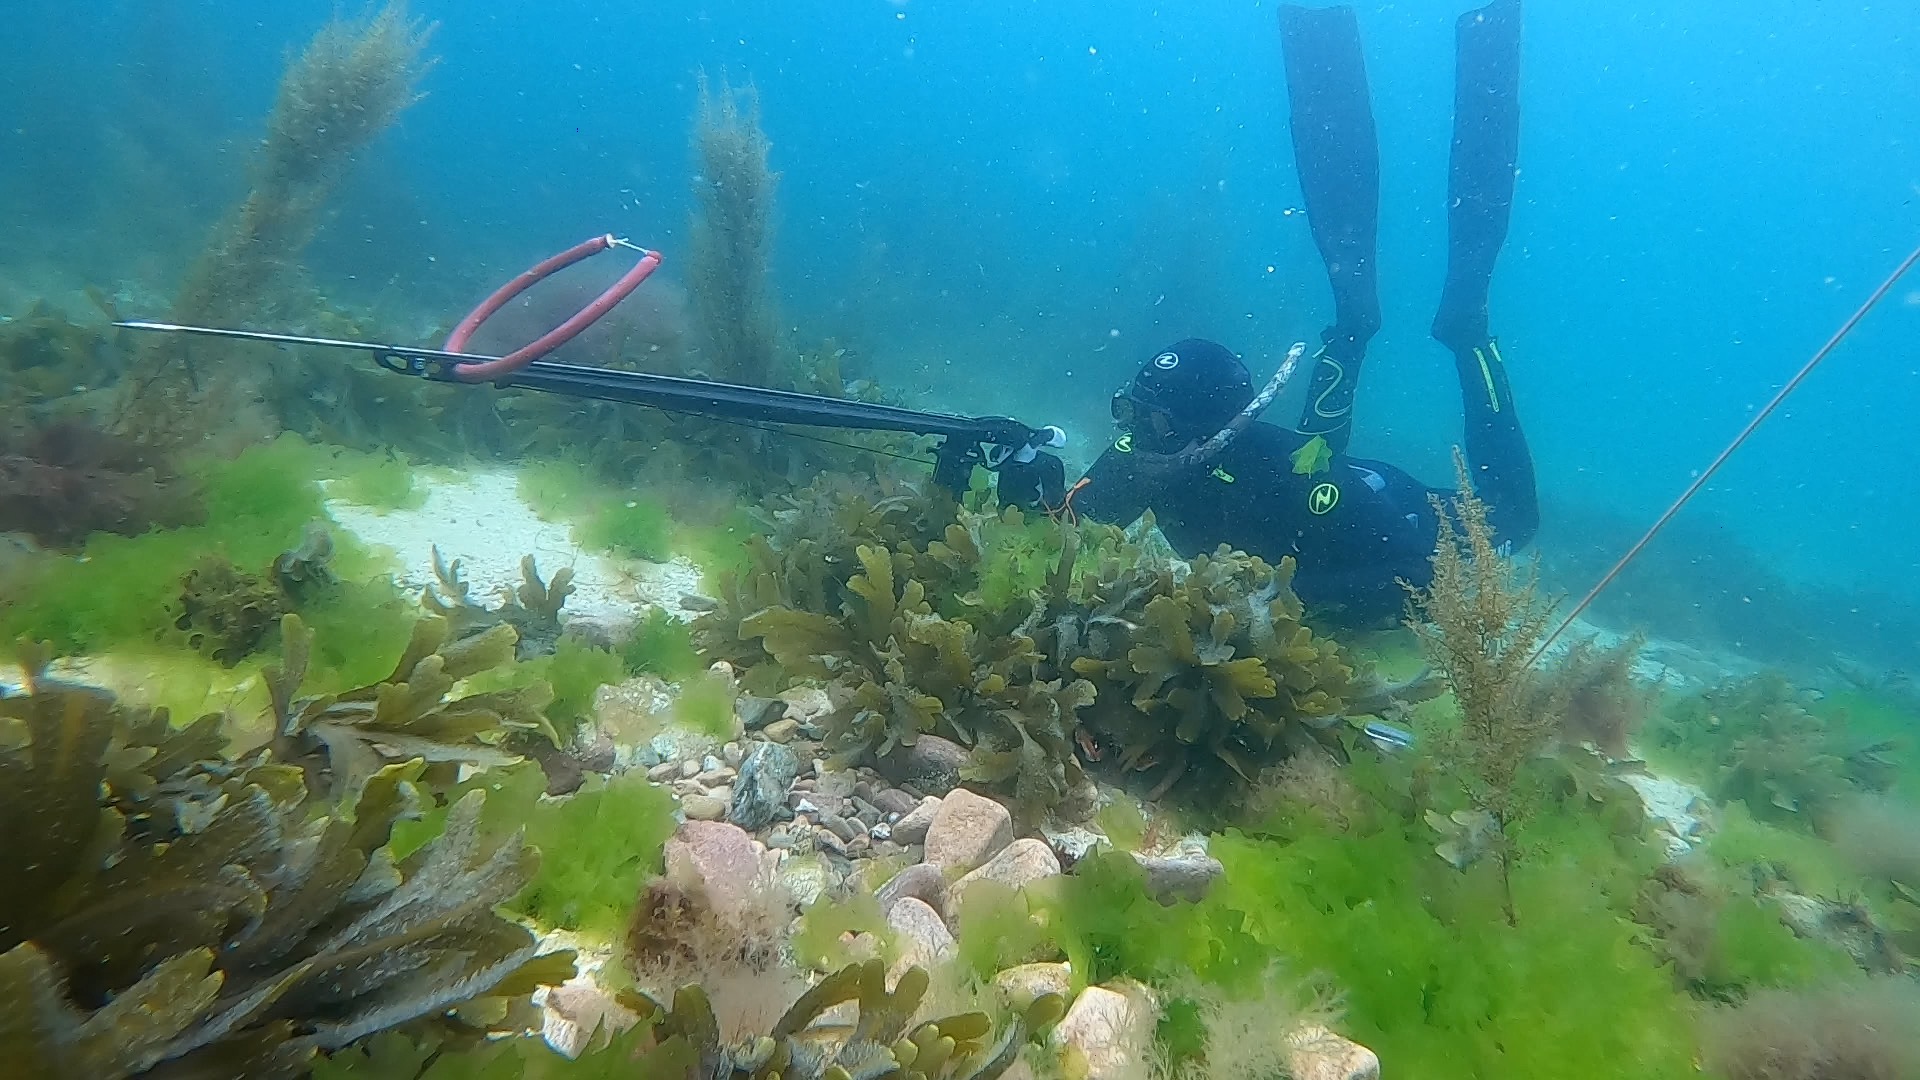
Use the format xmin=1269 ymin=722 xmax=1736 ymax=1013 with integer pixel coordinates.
xmin=622 ymin=607 xmax=703 ymax=681
xmin=0 ymin=434 xmax=412 ymax=691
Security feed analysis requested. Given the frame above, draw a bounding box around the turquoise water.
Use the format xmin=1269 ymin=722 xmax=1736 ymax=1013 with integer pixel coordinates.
xmin=3 ymin=0 xmax=1916 ymax=663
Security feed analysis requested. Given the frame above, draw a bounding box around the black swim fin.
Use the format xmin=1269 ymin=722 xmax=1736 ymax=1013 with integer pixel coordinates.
xmin=1432 ymin=0 xmax=1523 ymax=354
xmin=1279 ymin=3 xmax=1381 ymax=453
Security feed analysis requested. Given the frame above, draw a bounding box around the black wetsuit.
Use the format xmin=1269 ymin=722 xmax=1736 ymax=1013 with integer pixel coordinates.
xmin=1071 ymin=423 xmax=1444 ymax=621
xmin=1000 ymin=0 xmax=1537 ymax=625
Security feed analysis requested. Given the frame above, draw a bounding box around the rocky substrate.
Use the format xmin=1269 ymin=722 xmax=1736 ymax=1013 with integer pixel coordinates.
xmin=535 ymin=662 xmax=1382 ymax=1079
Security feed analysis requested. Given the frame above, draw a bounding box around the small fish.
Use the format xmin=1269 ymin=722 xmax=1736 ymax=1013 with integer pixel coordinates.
xmin=1362 ymin=720 xmax=1415 ymax=753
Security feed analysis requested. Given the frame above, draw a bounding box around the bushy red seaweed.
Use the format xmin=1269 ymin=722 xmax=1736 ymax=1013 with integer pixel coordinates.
xmin=0 ymin=419 xmax=203 ymax=548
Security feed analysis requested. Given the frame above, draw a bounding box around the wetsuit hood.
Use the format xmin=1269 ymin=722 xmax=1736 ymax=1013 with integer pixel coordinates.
xmin=1114 ymin=338 xmax=1253 ymax=445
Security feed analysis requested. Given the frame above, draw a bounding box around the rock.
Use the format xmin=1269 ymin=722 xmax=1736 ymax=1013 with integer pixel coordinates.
xmin=737 ymin=694 xmax=787 ymax=731
xmin=729 ymin=741 xmax=803 ymax=831
xmin=541 ymin=978 xmax=640 ymax=1059
xmin=819 ymin=813 xmax=863 ymax=843
xmin=1042 ymin=824 xmax=1110 ymax=868
xmin=651 ymin=724 xmax=727 ymax=765
xmin=679 ymin=759 xmax=701 ymax=779
xmin=663 ymin=821 xmax=772 ymax=922
xmin=645 ymin=761 xmax=679 ymax=783
xmin=891 ymin=796 xmax=942 ymax=846
xmin=680 ymin=794 xmax=727 ymax=822
xmin=1052 ymin=985 xmax=1152 ymax=1079
xmin=1285 ymin=1026 xmax=1382 ymax=1080
xmin=954 ymin=839 xmax=1062 ymax=903
xmin=1055 ymin=776 xmax=1102 ymax=824
xmin=993 ymin=962 xmax=1072 ymax=1008
xmin=777 ymin=855 xmax=839 ymax=909
xmin=814 ymin=769 xmax=858 ymax=798
xmin=875 ymin=734 xmax=968 ymax=793
xmin=762 ymin=718 xmax=802 ymax=744
xmin=723 ymin=741 xmax=745 ymax=766
xmin=923 ymin=789 xmax=1014 ymax=874
xmin=695 ymin=767 xmax=735 ymax=786
xmin=594 ymin=675 xmax=674 ymax=736
xmin=777 ymin=685 xmax=834 ymax=729
xmin=886 ymin=897 xmax=956 ymax=981
xmin=870 ymin=822 xmax=893 ymax=841
xmin=1133 ymin=852 xmax=1224 ymax=904
xmin=873 ymin=787 xmax=920 ymax=817
xmin=877 ymin=862 xmax=948 ymax=918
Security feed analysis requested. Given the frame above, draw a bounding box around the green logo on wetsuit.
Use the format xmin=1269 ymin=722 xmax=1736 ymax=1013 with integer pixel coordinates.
xmin=1113 ymin=433 xmax=1134 ymax=453
xmin=1308 ymin=482 xmax=1341 ymax=515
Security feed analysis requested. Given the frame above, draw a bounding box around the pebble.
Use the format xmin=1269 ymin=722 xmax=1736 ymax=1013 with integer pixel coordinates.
xmin=777 ymin=856 xmax=838 ymax=909
xmin=849 ymin=797 xmax=883 ymax=828
xmin=646 ymin=762 xmax=679 ymax=783
xmin=681 ymin=794 xmax=727 ymax=821
xmin=815 ymin=829 xmax=849 ymax=857
xmin=762 ymin=718 xmax=801 ymax=744
xmin=869 ymin=822 xmax=892 ymax=842
xmin=876 ymin=862 xmax=948 ymax=918
xmin=890 ymin=796 xmax=942 ymax=846
xmin=846 ymin=834 xmax=870 ymax=854
xmin=875 ymin=733 xmax=968 ymax=793
xmin=679 ymin=759 xmax=700 ymax=779
xmin=707 ymin=785 xmax=732 ymax=804
xmin=815 ymin=770 xmax=857 ymax=798
xmin=695 ymin=767 xmax=735 ymax=786
xmin=993 ymin=962 xmax=1072 ymax=1008
xmin=885 ymin=897 xmax=957 ymax=982
xmin=776 ymin=685 xmax=834 ymax=728
xmin=953 ymin=838 xmax=1062 ymax=904
xmin=873 ymin=788 xmax=919 ymax=817
xmin=923 ymin=789 xmax=1014 ymax=875
xmin=1052 ymin=985 xmax=1154 ymax=1080
xmin=853 ymin=779 xmax=877 ymax=803
xmin=723 ymin=741 xmax=744 ymax=767
xmin=1133 ymin=852 xmax=1225 ymax=905
xmin=820 ymin=813 xmax=862 ymax=843
xmin=793 ymin=797 xmax=820 ymax=815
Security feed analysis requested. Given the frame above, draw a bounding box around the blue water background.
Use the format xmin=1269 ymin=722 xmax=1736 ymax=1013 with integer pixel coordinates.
xmin=3 ymin=1 xmax=1916 ymax=651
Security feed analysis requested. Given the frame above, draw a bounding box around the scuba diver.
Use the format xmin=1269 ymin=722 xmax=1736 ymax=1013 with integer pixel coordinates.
xmin=1000 ymin=0 xmax=1538 ymax=625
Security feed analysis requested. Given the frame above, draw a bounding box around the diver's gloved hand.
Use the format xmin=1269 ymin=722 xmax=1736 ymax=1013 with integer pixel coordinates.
xmin=996 ymin=451 xmax=1066 ymax=513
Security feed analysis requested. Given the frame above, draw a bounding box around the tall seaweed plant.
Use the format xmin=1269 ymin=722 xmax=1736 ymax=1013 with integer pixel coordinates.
xmin=116 ymin=3 xmax=437 ymax=447
xmin=1408 ymin=452 xmax=1568 ymax=925
xmin=687 ymin=73 xmax=780 ymax=389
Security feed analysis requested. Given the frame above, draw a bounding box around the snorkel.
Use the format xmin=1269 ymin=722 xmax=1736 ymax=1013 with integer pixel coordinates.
xmin=1121 ymin=340 xmax=1308 ymax=474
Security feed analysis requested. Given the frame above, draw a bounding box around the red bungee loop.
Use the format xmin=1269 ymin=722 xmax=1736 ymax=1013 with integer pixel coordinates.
xmin=444 ymin=234 xmax=662 ymax=382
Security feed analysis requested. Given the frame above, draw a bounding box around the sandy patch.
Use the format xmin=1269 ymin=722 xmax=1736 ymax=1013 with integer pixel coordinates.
xmin=324 ymin=469 xmax=704 ymax=639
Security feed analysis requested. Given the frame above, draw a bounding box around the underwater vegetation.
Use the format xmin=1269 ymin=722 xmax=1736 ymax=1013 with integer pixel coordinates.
xmin=116 ymin=2 xmax=438 ymax=451
xmin=0 ymin=417 xmax=203 ymax=548
xmin=1647 ymin=672 xmax=1899 ymax=828
xmin=0 ymin=434 xmax=419 ymax=692
xmin=688 ymin=72 xmax=780 ymax=390
xmin=0 ymin=657 xmax=573 ymax=1079
xmin=265 ymin=612 xmax=556 ymax=803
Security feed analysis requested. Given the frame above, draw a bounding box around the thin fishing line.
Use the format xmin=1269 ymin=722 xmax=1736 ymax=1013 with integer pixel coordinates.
xmin=1531 ymin=238 xmax=1920 ymax=664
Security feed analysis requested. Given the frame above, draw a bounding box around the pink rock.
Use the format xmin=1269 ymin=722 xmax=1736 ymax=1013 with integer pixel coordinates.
xmin=953 ymin=838 xmax=1062 ymax=904
xmin=1052 ymin=985 xmax=1154 ymax=1079
xmin=922 ymin=789 xmax=1013 ymax=874
xmin=885 ymin=896 xmax=956 ymax=984
xmin=663 ymin=820 xmax=771 ymax=920
xmin=890 ymin=795 xmax=942 ymax=846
